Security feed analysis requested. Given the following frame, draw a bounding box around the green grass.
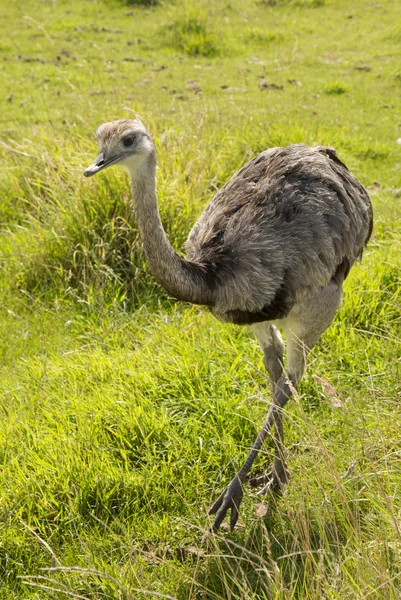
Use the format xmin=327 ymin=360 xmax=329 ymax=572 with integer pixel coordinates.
xmin=323 ymin=81 xmax=349 ymax=95
xmin=1 ymin=0 xmax=401 ymax=598
xmin=163 ymin=13 xmax=224 ymax=57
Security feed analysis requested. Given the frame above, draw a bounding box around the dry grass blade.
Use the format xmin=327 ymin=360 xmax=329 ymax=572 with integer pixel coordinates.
xmin=21 ymin=521 xmax=61 ymax=567
xmin=313 ymin=374 xmax=345 ymax=407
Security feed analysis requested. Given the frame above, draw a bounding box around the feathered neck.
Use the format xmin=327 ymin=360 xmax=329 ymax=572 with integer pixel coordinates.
xmin=127 ymin=151 xmax=215 ymax=306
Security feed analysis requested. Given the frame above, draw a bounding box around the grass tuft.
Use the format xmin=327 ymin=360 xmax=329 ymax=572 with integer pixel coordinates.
xmin=323 ymin=81 xmax=349 ymax=94
xmin=243 ymin=27 xmax=282 ymax=44
xmin=162 ymin=12 xmax=224 ymax=57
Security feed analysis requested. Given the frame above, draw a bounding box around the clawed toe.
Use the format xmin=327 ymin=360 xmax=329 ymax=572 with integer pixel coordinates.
xmin=209 ymin=468 xmax=289 ymax=529
xmin=208 ymin=477 xmax=244 ymax=531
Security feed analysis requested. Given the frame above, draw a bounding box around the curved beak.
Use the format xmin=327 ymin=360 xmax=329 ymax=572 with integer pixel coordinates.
xmin=84 ymin=152 xmax=123 ymax=177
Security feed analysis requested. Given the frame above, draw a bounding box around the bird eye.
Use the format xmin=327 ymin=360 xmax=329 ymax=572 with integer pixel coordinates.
xmin=123 ymin=135 xmax=136 ymax=147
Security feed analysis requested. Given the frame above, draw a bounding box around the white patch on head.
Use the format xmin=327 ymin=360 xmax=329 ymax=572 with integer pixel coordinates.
xmin=120 ymin=132 xmax=155 ymax=176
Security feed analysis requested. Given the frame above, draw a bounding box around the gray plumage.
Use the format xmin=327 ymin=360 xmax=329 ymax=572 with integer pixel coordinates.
xmin=186 ymin=144 xmax=372 ymax=322
xmin=84 ymin=120 xmax=373 ymax=532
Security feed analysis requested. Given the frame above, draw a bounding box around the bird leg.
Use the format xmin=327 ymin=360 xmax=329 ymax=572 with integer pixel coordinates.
xmin=249 ymin=323 xmax=288 ymax=493
xmin=209 ymin=325 xmax=311 ymax=531
xmin=249 ymin=403 xmax=288 ymax=494
xmin=210 ymin=285 xmax=344 ymax=530
xmin=208 ymin=373 xmax=295 ymax=531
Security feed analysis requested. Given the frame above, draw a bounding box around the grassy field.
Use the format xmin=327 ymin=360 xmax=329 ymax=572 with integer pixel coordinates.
xmin=1 ymin=0 xmax=401 ymax=598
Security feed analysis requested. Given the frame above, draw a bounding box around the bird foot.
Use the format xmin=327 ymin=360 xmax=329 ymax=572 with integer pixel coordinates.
xmin=208 ymin=477 xmax=244 ymax=531
xmin=249 ymin=468 xmax=288 ymax=496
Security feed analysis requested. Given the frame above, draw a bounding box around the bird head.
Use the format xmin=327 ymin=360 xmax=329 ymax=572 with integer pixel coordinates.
xmin=84 ymin=119 xmax=154 ymax=177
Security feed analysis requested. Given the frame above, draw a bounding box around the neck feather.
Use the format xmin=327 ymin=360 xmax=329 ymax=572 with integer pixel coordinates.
xmin=127 ymin=152 xmax=215 ymax=306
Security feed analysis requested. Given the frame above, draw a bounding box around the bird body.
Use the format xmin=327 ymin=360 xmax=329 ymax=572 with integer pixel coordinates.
xmin=84 ymin=120 xmax=373 ymax=531
xmin=186 ymin=144 xmax=372 ymax=323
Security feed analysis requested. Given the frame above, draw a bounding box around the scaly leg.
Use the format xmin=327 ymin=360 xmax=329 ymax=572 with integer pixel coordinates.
xmin=208 ymin=372 xmax=296 ymax=531
xmin=253 ymin=333 xmax=308 ymax=496
xmin=249 ymin=323 xmax=288 ymax=492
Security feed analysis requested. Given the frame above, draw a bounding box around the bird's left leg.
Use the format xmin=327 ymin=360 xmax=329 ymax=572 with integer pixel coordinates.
xmin=209 ymin=329 xmax=313 ymax=530
xmin=254 ymin=281 xmax=344 ymax=497
xmin=251 ymin=322 xmax=285 ymax=386
xmin=248 ymin=323 xmax=288 ymax=492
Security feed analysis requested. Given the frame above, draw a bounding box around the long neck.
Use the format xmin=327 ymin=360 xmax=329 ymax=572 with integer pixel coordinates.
xmin=128 ymin=152 xmax=215 ymax=306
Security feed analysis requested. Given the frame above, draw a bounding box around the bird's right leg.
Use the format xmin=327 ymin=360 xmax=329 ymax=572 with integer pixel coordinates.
xmin=209 ymin=330 xmax=311 ymax=531
xmin=209 ymin=323 xmax=286 ymax=530
xmin=208 ymin=369 xmax=297 ymax=531
xmin=252 ymin=333 xmax=309 ymax=496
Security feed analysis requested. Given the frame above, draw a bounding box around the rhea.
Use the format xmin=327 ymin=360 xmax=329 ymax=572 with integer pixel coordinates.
xmin=84 ymin=119 xmax=373 ymax=531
